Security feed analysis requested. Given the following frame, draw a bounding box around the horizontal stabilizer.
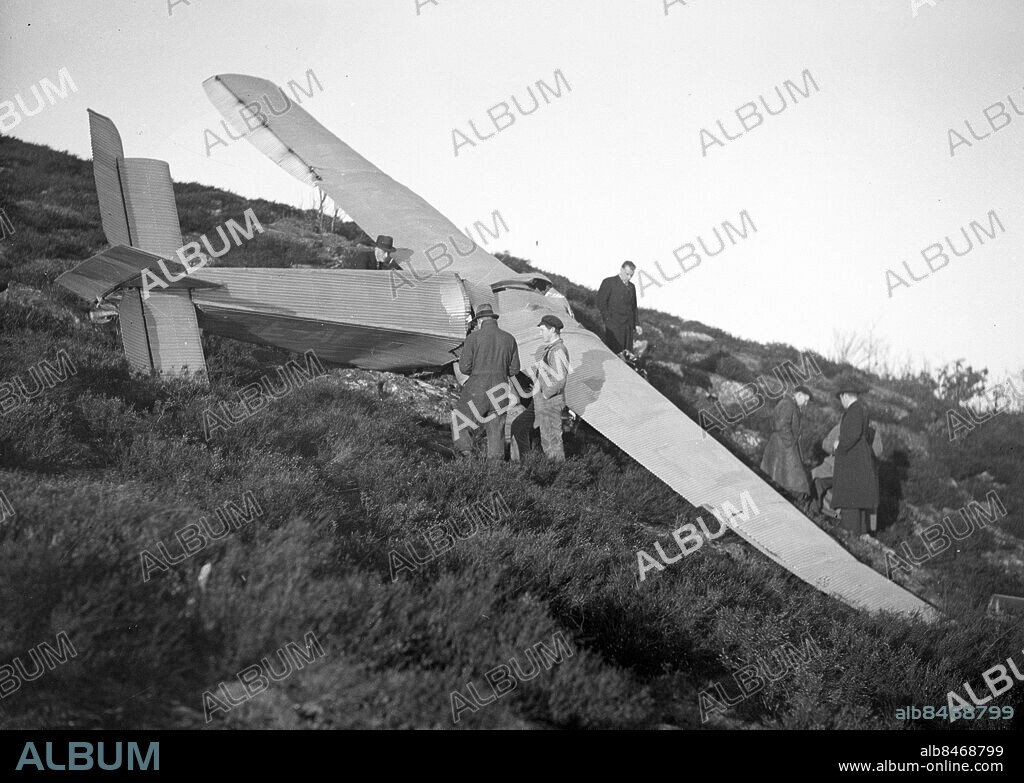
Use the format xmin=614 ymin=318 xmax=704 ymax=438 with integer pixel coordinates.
xmin=57 ymin=245 xmax=217 ymax=302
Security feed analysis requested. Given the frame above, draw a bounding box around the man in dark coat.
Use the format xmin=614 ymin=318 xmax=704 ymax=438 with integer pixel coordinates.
xmin=596 ymin=261 xmax=642 ymax=354
xmin=760 ymin=386 xmax=812 ymax=495
xmin=831 ymin=379 xmax=879 ymax=536
xmin=813 ymin=422 xmax=883 ymax=520
xmin=451 ymin=303 xmax=521 ymax=459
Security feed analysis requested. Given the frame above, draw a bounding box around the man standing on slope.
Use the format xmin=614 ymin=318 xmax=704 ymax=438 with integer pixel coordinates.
xmin=597 ymin=261 xmax=642 ymax=355
xmin=529 ymin=315 xmax=571 ymax=461
xmin=451 ymin=303 xmax=521 ymax=460
xmin=831 ymin=377 xmax=879 ymax=536
xmin=760 ymin=385 xmax=813 ymax=502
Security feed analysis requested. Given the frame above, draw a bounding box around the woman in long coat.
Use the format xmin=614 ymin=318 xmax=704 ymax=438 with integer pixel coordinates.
xmin=760 ymin=387 xmax=812 ymax=495
xmin=831 ymin=380 xmax=879 ymax=536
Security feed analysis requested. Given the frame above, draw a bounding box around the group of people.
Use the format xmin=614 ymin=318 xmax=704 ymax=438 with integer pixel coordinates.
xmin=450 ymin=305 xmax=570 ymax=462
xmin=450 ymin=259 xmax=652 ymax=462
xmin=760 ymin=379 xmax=880 ymax=536
xmin=406 ymin=244 xmax=883 ymax=537
xmin=447 ymin=255 xmax=882 ymax=542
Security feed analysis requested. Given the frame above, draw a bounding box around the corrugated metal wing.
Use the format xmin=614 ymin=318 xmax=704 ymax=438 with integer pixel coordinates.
xmin=500 ymin=295 xmax=938 ymax=621
xmin=190 ymin=268 xmax=470 ymax=371
xmin=119 ymin=158 xmax=184 ymax=260
xmin=87 ymin=109 xmax=131 ymax=247
xmin=203 ymin=74 xmax=514 ymax=309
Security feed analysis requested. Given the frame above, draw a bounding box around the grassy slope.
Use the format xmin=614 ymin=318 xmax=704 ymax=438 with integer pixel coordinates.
xmin=1 ymin=135 xmax=1023 ymax=730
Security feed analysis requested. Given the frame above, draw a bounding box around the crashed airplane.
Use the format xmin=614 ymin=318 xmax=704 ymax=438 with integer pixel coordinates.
xmin=56 ymin=73 xmax=938 ymax=622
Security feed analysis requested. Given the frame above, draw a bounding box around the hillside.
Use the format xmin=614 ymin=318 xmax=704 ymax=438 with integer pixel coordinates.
xmin=1 ymin=134 xmax=1022 ymax=730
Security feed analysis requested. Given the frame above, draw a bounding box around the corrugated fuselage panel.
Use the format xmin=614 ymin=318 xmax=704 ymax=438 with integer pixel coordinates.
xmin=189 ymin=267 xmax=471 ymax=371
xmin=194 ymin=308 xmax=460 ymax=371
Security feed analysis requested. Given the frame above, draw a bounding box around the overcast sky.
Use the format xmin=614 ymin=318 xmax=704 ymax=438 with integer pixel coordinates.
xmin=2 ymin=0 xmax=1021 ymax=377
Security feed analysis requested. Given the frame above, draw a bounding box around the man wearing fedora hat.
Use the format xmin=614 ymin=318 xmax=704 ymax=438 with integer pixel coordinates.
xmin=451 ymin=303 xmax=521 ymax=460
xmin=529 ymin=315 xmax=571 ymax=461
xmin=371 ymin=235 xmax=402 ymax=270
xmin=347 ymin=235 xmax=402 ymax=270
xmin=831 ymin=377 xmax=879 ymax=536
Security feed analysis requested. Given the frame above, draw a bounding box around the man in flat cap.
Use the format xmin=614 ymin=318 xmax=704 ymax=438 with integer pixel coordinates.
xmin=830 ymin=377 xmax=879 ymax=536
xmin=596 ymin=261 xmax=642 ymax=355
xmin=760 ymin=385 xmax=813 ymax=499
xmin=451 ymin=303 xmax=521 ymax=460
xmin=529 ymin=315 xmax=571 ymax=461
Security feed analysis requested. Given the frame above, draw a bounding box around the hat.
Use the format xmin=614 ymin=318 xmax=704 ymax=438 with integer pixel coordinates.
xmin=834 ymin=375 xmax=869 ymax=397
xmin=537 ymin=315 xmax=564 ymax=331
xmin=372 ymin=235 xmax=397 ymax=252
xmin=793 ymin=385 xmax=814 ymax=401
xmin=474 ymin=303 xmax=499 ymax=319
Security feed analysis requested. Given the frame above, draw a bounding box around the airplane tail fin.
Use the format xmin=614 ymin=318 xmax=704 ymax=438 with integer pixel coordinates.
xmin=57 ymin=111 xmax=207 ymax=379
xmin=88 ymin=109 xmax=184 ymax=258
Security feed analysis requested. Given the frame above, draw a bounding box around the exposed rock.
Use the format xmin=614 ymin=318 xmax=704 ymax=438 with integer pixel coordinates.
xmin=652 ymin=360 xmax=683 ymax=376
xmin=727 ymin=427 xmax=764 ymax=457
xmin=685 ymin=352 xmax=714 ymax=366
xmin=322 ymin=369 xmax=457 ymax=426
xmin=869 ymin=385 xmax=920 ymax=411
xmin=983 ymin=550 xmax=1024 ymax=572
xmin=708 ymin=376 xmax=748 ymax=404
xmin=677 ymin=330 xmax=714 ymax=343
xmin=869 ymin=399 xmax=910 ymax=422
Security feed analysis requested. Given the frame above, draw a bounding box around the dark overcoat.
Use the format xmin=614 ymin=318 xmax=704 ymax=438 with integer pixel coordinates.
xmin=831 ymin=399 xmax=879 ymax=509
xmin=760 ymin=396 xmax=810 ymax=493
xmin=452 ymin=318 xmax=521 ymax=457
xmin=458 ymin=319 xmax=520 ymax=393
xmin=596 ymin=275 xmax=637 ymax=353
